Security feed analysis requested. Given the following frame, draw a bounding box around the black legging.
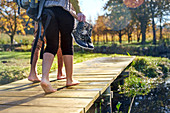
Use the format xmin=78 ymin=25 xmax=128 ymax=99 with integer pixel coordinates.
xmin=42 ymin=6 xmax=74 ymax=56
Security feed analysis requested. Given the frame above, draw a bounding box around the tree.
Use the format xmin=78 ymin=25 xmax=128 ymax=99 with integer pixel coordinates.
xmin=102 ymin=0 xmax=169 ymax=45
xmin=149 ymin=0 xmax=157 ymax=45
xmin=136 ymin=22 xmax=142 ymax=42
xmin=125 ymin=21 xmax=134 ymax=43
xmin=132 ymin=0 xmax=151 ymax=44
xmin=0 ymin=0 xmax=33 ymax=45
xmin=104 ymin=0 xmax=131 ymax=44
xmin=157 ymin=0 xmax=170 ymax=40
xmin=93 ymin=16 xmax=108 ymax=44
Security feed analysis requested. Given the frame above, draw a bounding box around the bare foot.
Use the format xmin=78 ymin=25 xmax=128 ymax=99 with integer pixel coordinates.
xmin=66 ymin=80 xmax=80 ymax=86
xmin=40 ymin=80 xmax=57 ymax=94
xmin=57 ymin=76 xmax=66 ymax=80
xmin=57 ymin=72 xmax=66 ymax=80
xmin=28 ymin=72 xmax=41 ymax=83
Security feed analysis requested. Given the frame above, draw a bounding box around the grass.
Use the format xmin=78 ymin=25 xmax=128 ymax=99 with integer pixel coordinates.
xmin=0 ymin=33 xmax=34 ymax=45
xmin=0 ymin=51 xmax=117 ymax=85
xmin=93 ymin=38 xmax=170 ymax=48
xmin=118 ymin=55 xmax=170 ymax=112
xmin=1 ymin=50 xmax=169 ymax=85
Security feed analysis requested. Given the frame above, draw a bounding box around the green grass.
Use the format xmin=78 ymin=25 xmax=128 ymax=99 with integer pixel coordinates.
xmin=0 ymin=33 xmax=34 ymax=45
xmin=0 ymin=51 xmax=116 ymax=85
xmin=0 ymin=51 xmax=169 ymax=85
xmin=93 ymin=38 xmax=170 ymax=48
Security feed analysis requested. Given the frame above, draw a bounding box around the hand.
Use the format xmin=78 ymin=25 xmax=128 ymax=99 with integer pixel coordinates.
xmin=77 ymin=13 xmax=86 ymax=22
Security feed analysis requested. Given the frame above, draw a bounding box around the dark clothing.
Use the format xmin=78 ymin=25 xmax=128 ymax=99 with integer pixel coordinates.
xmin=42 ymin=6 xmax=74 ymax=56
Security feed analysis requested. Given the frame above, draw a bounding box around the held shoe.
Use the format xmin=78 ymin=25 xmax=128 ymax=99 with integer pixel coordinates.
xmin=72 ymin=21 xmax=94 ymax=50
xmin=87 ymin=38 xmax=94 ymax=49
xmin=71 ymin=32 xmax=88 ymax=49
xmin=86 ymin=23 xmax=94 ymax=49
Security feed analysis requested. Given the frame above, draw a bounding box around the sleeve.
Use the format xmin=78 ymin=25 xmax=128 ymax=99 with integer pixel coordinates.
xmin=70 ymin=0 xmax=81 ymax=14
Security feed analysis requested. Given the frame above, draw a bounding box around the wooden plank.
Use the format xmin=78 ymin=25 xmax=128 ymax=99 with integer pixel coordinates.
xmin=52 ymin=81 xmax=109 ymax=86
xmin=44 ymin=90 xmax=100 ymax=99
xmin=0 ymin=105 xmax=84 ymax=113
xmin=0 ymin=97 xmax=93 ymax=111
xmin=54 ymin=78 xmax=113 ymax=83
xmin=73 ymin=69 xmax=122 ymax=74
xmin=63 ymin=85 xmax=105 ymax=91
xmin=74 ymin=78 xmax=113 ymax=82
xmin=77 ymin=81 xmax=109 ymax=86
xmin=0 ymin=83 xmax=40 ymax=91
xmin=62 ymin=84 xmax=111 ymax=94
xmin=0 ymin=91 xmax=43 ymax=97
xmin=52 ymin=74 xmax=117 ymax=78
xmin=0 ymin=78 xmax=56 ymax=91
xmin=0 ymin=91 xmax=99 ymax=111
xmin=0 ymin=90 xmax=100 ymax=98
xmin=0 ymin=85 xmax=61 ymax=92
xmin=0 ymin=83 xmax=106 ymax=91
xmin=0 ymin=79 xmax=61 ymax=91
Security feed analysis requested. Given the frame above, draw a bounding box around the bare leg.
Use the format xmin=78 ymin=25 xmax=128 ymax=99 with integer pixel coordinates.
xmin=28 ymin=22 xmax=41 ymax=82
xmin=57 ymin=48 xmax=66 ymax=79
xmin=28 ymin=48 xmax=41 ymax=82
xmin=41 ymin=53 xmax=57 ymax=93
xmin=63 ymin=55 xmax=80 ymax=86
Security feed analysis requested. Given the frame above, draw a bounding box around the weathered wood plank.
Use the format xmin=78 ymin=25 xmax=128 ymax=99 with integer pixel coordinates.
xmin=44 ymin=90 xmax=100 ymax=99
xmin=0 ymin=90 xmax=100 ymax=98
xmin=0 ymin=91 xmax=43 ymax=97
xmin=0 ymin=97 xmax=93 ymax=111
xmin=0 ymin=105 xmax=84 ymax=113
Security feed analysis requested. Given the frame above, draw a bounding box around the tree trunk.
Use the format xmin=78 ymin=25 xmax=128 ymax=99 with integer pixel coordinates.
xmin=152 ymin=18 xmax=156 ymax=45
xmin=128 ymin=33 xmax=131 ymax=43
xmin=119 ymin=30 xmax=122 ymax=44
xmin=137 ymin=34 xmax=140 ymax=42
xmin=141 ymin=22 xmax=146 ymax=44
xmin=10 ymin=35 xmax=14 ymax=45
xmin=159 ymin=15 xmax=163 ymax=40
xmin=97 ymin=34 xmax=99 ymax=45
xmin=103 ymin=34 xmax=105 ymax=44
xmin=139 ymin=3 xmax=148 ymax=45
xmin=93 ymin=34 xmax=96 ymax=44
xmin=131 ymin=32 xmax=133 ymax=42
xmin=106 ymin=33 xmax=108 ymax=43
xmin=150 ymin=0 xmax=156 ymax=45
xmin=112 ymin=35 xmax=114 ymax=42
xmin=136 ymin=25 xmax=141 ymax=42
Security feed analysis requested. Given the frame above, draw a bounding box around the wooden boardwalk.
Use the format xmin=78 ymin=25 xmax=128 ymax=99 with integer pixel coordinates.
xmin=0 ymin=56 xmax=135 ymax=113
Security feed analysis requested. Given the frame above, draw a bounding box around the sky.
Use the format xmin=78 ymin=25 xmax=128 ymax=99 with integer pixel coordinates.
xmin=79 ymin=0 xmax=170 ymax=25
xmin=79 ymin=0 xmax=108 ymax=24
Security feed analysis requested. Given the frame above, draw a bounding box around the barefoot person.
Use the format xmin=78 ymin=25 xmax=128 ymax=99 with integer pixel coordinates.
xmin=28 ymin=22 xmax=66 ymax=83
xmin=40 ymin=0 xmax=86 ymax=93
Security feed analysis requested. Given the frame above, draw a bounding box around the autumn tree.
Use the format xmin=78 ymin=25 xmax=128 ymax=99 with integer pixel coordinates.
xmin=93 ymin=16 xmax=108 ymax=44
xmin=104 ymin=0 xmax=131 ymax=44
xmin=125 ymin=20 xmax=135 ymax=43
xmin=0 ymin=0 xmax=33 ymax=45
xmin=157 ymin=0 xmax=169 ymax=40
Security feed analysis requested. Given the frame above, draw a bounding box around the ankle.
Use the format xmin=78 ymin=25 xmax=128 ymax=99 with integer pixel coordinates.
xmin=57 ymin=72 xmax=62 ymax=76
xmin=29 ymin=70 xmax=37 ymax=75
xmin=67 ymin=78 xmax=73 ymax=82
xmin=41 ymin=77 xmax=49 ymax=81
